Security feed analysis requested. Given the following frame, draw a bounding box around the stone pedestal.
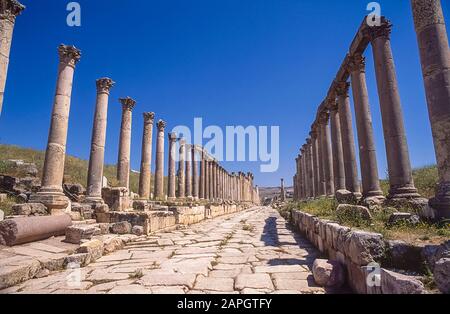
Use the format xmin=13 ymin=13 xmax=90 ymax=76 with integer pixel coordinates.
xmin=412 ymin=0 xmax=450 ymax=218
xmin=154 ymin=120 xmax=166 ymax=200
xmin=138 ymin=112 xmax=155 ymax=199
xmin=0 ymin=0 xmax=25 ymax=117
xmin=117 ymin=97 xmax=136 ymax=191
xmin=32 ymin=45 xmax=81 ymax=215
xmin=86 ymin=78 xmax=114 ymax=204
xmin=349 ymin=54 xmax=384 ymax=200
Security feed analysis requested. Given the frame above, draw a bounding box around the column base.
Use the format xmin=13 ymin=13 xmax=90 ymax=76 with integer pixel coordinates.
xmin=29 ymin=191 xmax=71 ymax=216
xmin=84 ymin=196 xmax=104 ymax=206
xmin=387 ymin=185 xmax=421 ymax=200
xmin=361 ymin=195 xmax=386 ymax=210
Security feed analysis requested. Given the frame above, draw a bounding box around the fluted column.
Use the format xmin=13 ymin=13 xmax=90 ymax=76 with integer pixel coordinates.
xmin=86 ymin=78 xmax=115 ymax=203
xmin=33 ymin=45 xmax=81 ymax=214
xmin=138 ymin=112 xmax=155 ymax=200
xmin=319 ymin=112 xmax=335 ymax=196
xmin=329 ymin=101 xmax=346 ymax=191
xmin=154 ymin=120 xmax=166 ymax=200
xmin=368 ymin=21 xmax=421 ymax=201
xmin=349 ymin=54 xmax=384 ymax=200
xmin=117 ymin=97 xmax=136 ymax=191
xmin=336 ymin=81 xmax=361 ymax=196
xmin=177 ymin=139 xmax=186 ymax=199
xmin=412 ymin=0 xmax=450 ymax=218
xmin=192 ymin=146 xmax=199 ymax=200
xmin=0 ymin=0 xmax=25 ymax=116
xmin=168 ymin=132 xmax=177 ymax=201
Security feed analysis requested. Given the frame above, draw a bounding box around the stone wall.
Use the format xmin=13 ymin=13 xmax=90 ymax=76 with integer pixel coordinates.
xmin=291 ymin=209 xmax=449 ymax=294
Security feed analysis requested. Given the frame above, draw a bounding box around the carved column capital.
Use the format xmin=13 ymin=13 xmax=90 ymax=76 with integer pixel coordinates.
xmin=157 ymin=119 xmax=166 ymax=131
xmin=318 ymin=111 xmax=330 ymax=125
xmin=365 ymin=20 xmax=393 ymax=42
xmin=0 ymin=0 xmax=25 ymax=22
xmin=168 ymin=132 xmax=177 ymax=142
xmin=412 ymin=0 xmax=446 ymax=32
xmin=335 ymin=81 xmax=350 ymax=97
xmin=348 ymin=54 xmax=366 ymax=73
xmin=119 ymin=97 xmax=136 ymax=111
xmin=58 ymin=44 xmax=81 ymax=68
xmin=96 ymin=78 xmax=115 ymax=94
xmin=143 ymin=112 xmax=155 ymax=123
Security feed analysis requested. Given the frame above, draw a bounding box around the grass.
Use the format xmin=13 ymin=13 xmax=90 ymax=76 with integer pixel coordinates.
xmin=0 ymin=144 xmax=167 ymax=194
xmin=288 ymin=197 xmax=450 ymax=245
xmin=0 ymin=195 xmax=16 ymax=216
xmin=128 ymin=269 xmax=144 ymax=279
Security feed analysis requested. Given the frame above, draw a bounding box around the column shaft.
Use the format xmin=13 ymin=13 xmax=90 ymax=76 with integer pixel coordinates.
xmin=168 ymin=133 xmax=177 ymax=200
xmin=192 ymin=147 xmax=199 ymax=199
xmin=178 ymin=140 xmax=186 ymax=198
xmin=154 ymin=120 xmax=166 ymax=199
xmin=329 ymin=106 xmax=346 ymax=191
xmin=138 ymin=112 xmax=155 ymax=199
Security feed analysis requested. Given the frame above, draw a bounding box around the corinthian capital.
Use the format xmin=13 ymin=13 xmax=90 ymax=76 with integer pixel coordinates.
xmin=365 ymin=20 xmax=393 ymax=42
xmin=348 ymin=54 xmax=366 ymax=73
xmin=335 ymin=81 xmax=350 ymax=97
xmin=96 ymin=78 xmax=115 ymax=94
xmin=143 ymin=112 xmax=155 ymax=123
xmin=119 ymin=97 xmax=136 ymax=111
xmin=318 ymin=111 xmax=330 ymax=125
xmin=0 ymin=0 xmax=25 ymax=22
xmin=58 ymin=44 xmax=81 ymax=67
xmin=157 ymin=119 xmax=167 ymax=131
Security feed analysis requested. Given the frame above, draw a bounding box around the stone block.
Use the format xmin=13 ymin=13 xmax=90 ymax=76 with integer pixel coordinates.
xmin=76 ymin=239 xmax=104 ymax=262
xmin=312 ymin=259 xmax=346 ymax=288
xmin=0 ymin=258 xmax=41 ymax=290
xmin=385 ymin=240 xmax=424 ymax=272
xmin=133 ymin=200 xmax=150 ymax=211
xmin=103 ymin=237 xmax=125 ymax=254
xmin=65 ymin=225 xmax=99 ymax=244
xmin=0 ymin=209 xmax=4 ymax=222
xmin=434 ymin=258 xmax=450 ymax=294
xmin=12 ymin=203 xmax=48 ymax=216
xmin=381 ymin=269 xmax=425 ymax=294
xmin=344 ymin=230 xmax=386 ymax=266
xmin=345 ymin=260 xmax=367 ymax=294
xmin=132 ymin=225 xmax=144 ymax=236
xmin=110 ymin=221 xmax=132 ymax=234
xmin=336 ymin=204 xmax=372 ymax=222
xmin=387 ymin=212 xmax=421 ymax=226
xmin=335 ymin=190 xmax=358 ymax=204
xmin=0 ymin=193 xmax=7 ymax=202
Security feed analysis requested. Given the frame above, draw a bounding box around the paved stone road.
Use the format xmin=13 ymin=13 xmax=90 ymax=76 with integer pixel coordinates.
xmin=1 ymin=207 xmax=326 ymax=294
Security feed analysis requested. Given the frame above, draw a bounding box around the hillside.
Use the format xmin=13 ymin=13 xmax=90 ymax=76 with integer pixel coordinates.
xmin=0 ymin=144 xmax=141 ymax=193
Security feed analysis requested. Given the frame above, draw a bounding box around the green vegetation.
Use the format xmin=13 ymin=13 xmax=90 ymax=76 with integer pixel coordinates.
xmin=287 ymin=197 xmax=449 ymax=245
xmin=0 ymin=195 xmax=16 ymax=216
xmin=0 ymin=144 xmax=143 ymax=193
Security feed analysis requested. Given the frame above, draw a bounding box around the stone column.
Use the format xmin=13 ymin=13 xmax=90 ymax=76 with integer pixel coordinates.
xmin=212 ymin=162 xmax=217 ymax=200
xmin=317 ymin=126 xmax=327 ymax=196
xmin=205 ymin=160 xmax=210 ymax=200
xmin=192 ymin=146 xmax=199 ymax=200
xmin=117 ymin=97 xmax=136 ymax=190
xmin=336 ymin=81 xmax=361 ymax=196
xmin=329 ymin=101 xmax=346 ymax=192
xmin=301 ymin=146 xmax=309 ymax=198
xmin=311 ymin=130 xmax=321 ymax=197
xmin=138 ymin=112 xmax=155 ymax=200
xmin=32 ymin=45 xmax=81 ymax=214
xmin=307 ymin=139 xmax=316 ymax=198
xmin=86 ymin=78 xmax=115 ymax=203
xmin=280 ymin=178 xmax=286 ymax=201
xmin=349 ymin=54 xmax=384 ymax=200
xmin=177 ymin=139 xmax=186 ymax=199
xmin=185 ymin=145 xmax=192 ymax=199
xmin=154 ymin=120 xmax=166 ymax=200
xmin=168 ymin=132 xmax=177 ymax=201
xmin=368 ymin=21 xmax=421 ymax=201
xmin=412 ymin=0 xmax=450 ymax=218
xmin=319 ymin=112 xmax=335 ymax=196
xmin=199 ymin=150 xmax=205 ymax=199
xmin=0 ymin=0 xmax=25 ymax=117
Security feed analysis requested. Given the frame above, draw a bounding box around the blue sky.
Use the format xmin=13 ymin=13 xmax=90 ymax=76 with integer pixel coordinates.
xmin=0 ymin=0 xmax=448 ymax=187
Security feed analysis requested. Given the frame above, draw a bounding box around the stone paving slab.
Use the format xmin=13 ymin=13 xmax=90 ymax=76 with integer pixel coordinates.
xmin=0 ymin=207 xmax=328 ymax=294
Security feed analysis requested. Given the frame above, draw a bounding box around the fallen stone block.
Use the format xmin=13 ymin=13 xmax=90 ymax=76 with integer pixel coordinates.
xmin=76 ymin=239 xmax=104 ymax=262
xmin=336 ymin=204 xmax=372 ymax=222
xmin=0 ymin=215 xmax=72 ymax=246
xmin=65 ymin=225 xmax=100 ymax=244
xmin=132 ymin=225 xmax=144 ymax=236
xmin=385 ymin=240 xmax=423 ymax=272
xmin=312 ymin=259 xmax=346 ymax=288
xmin=434 ymin=258 xmax=450 ymax=294
xmin=381 ymin=269 xmax=425 ymax=294
xmin=12 ymin=203 xmax=48 ymax=216
xmin=0 ymin=258 xmax=41 ymax=290
xmin=335 ymin=190 xmax=358 ymax=204
xmin=344 ymin=230 xmax=386 ymax=266
xmin=103 ymin=237 xmax=124 ymax=254
xmin=388 ymin=212 xmax=421 ymax=226
xmin=110 ymin=221 xmax=132 ymax=234
xmin=64 ymin=253 xmax=91 ymax=268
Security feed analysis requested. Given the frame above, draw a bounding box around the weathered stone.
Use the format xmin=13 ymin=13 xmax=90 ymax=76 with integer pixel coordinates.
xmin=0 ymin=209 xmax=4 ymax=221
xmin=132 ymin=225 xmax=144 ymax=236
xmin=139 ymin=273 xmax=196 ymax=289
xmin=64 ymin=253 xmax=90 ymax=267
xmin=336 ymin=204 xmax=372 ymax=222
xmin=387 ymin=212 xmax=421 ymax=226
xmin=344 ymin=230 xmax=385 ymax=266
xmin=0 ymin=215 xmax=72 ymax=246
xmin=422 ymin=241 xmax=450 ymax=271
xmin=194 ymin=276 xmax=234 ymax=292
xmin=312 ymin=259 xmax=346 ymax=288
xmin=108 ymin=284 xmax=151 ymax=294
xmin=434 ymin=258 xmax=450 ymax=294
xmin=335 ymin=190 xmax=357 ymax=204
xmin=12 ymin=203 xmax=48 ymax=216
xmin=64 ymin=183 xmax=85 ymax=196
xmin=110 ymin=221 xmax=132 ymax=235
xmin=386 ymin=240 xmax=423 ymax=272
xmin=65 ymin=225 xmax=99 ymax=244
xmin=76 ymin=239 xmax=104 ymax=262
xmin=235 ymin=273 xmax=274 ymax=291
xmin=0 ymin=193 xmax=7 ymax=202
xmin=0 ymin=259 xmax=41 ymax=290
xmin=381 ymin=269 xmax=425 ymax=294
xmin=133 ymin=200 xmax=149 ymax=211
xmin=103 ymin=237 xmax=125 ymax=254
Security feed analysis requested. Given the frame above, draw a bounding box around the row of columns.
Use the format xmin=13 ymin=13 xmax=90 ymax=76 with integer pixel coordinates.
xmin=294 ymin=0 xmax=450 ymax=220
